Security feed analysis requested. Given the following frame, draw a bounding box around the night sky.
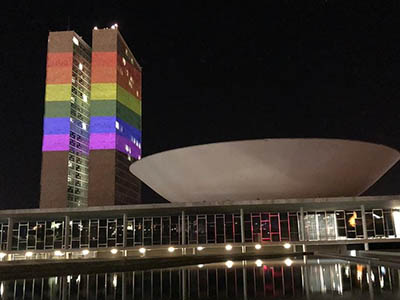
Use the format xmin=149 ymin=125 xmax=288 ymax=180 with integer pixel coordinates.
xmin=2 ymin=1 xmax=400 ymax=209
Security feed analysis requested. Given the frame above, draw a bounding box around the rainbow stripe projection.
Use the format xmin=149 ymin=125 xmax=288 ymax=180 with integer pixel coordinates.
xmin=90 ymin=30 xmax=142 ymax=159
xmin=42 ymin=45 xmax=73 ymax=152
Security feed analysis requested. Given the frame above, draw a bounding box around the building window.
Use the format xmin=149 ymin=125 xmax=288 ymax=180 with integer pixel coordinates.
xmin=72 ymin=37 xmax=79 ymax=46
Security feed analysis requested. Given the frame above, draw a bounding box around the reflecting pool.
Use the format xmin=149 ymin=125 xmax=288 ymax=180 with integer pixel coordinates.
xmin=1 ymin=259 xmax=400 ymax=299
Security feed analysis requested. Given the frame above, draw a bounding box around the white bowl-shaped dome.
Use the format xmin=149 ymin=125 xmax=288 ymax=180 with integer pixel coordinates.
xmin=130 ymin=139 xmax=400 ymax=203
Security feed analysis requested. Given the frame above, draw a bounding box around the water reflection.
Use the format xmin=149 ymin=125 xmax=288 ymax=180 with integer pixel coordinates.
xmin=1 ymin=260 xmax=400 ymax=299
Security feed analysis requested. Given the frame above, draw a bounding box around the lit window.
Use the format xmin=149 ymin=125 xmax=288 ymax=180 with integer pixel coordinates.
xmin=79 ymin=63 xmax=83 ymax=71
xmin=82 ymin=122 xmax=87 ymax=131
xmin=122 ymin=58 xmax=126 ymax=66
xmin=115 ymin=121 xmax=120 ymax=130
xmin=68 ymin=161 xmax=72 ymax=167
xmin=131 ymin=58 xmax=134 ymax=64
xmin=127 ymin=155 xmax=132 ymax=161
xmin=82 ymin=94 xmax=88 ymax=103
xmin=125 ymin=49 xmax=128 ymax=55
xmin=138 ymin=155 xmax=141 ymax=160
xmin=136 ymin=90 xmax=139 ymax=97
xmin=72 ymin=37 xmax=79 ymax=46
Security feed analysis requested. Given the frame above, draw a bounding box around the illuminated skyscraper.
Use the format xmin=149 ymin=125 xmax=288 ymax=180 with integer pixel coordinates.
xmin=40 ymin=31 xmax=91 ymax=208
xmin=88 ymin=28 xmax=142 ymax=206
xmin=40 ymin=28 xmax=141 ymax=208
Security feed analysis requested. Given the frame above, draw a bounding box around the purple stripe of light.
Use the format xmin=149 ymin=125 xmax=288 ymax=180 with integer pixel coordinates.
xmin=90 ymin=133 xmax=140 ymax=159
xmin=42 ymin=134 xmax=70 ymax=151
xmin=89 ymin=133 xmax=116 ymax=150
xmin=116 ymin=135 xmax=141 ymax=159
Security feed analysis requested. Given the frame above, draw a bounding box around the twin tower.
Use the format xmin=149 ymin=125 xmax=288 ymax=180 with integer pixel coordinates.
xmin=40 ymin=28 xmax=142 ymax=208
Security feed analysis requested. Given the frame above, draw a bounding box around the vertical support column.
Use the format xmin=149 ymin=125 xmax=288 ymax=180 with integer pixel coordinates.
xmin=64 ymin=216 xmax=70 ymax=252
xmin=123 ymin=213 xmax=128 ymax=249
xmin=7 ymin=217 xmax=14 ymax=252
xmin=299 ymin=207 xmax=305 ymax=241
xmin=182 ymin=211 xmax=186 ymax=255
xmin=240 ymin=208 xmax=246 ymax=253
xmin=361 ymin=205 xmax=369 ymax=251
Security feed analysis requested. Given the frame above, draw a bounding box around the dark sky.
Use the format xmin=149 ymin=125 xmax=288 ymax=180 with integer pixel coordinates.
xmin=1 ymin=1 xmax=400 ymax=209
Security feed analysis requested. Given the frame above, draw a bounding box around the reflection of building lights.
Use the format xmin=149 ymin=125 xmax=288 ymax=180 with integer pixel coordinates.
xmin=380 ymin=275 xmax=384 ymax=288
xmin=373 ymin=213 xmax=382 ymax=219
xmin=380 ymin=266 xmax=386 ymax=275
xmin=255 ymin=244 xmax=262 ymax=250
xmin=197 ymin=246 xmax=204 ymax=251
xmin=225 ymin=244 xmax=233 ymax=251
xmin=127 ymin=224 xmax=133 ymax=231
xmin=76 ymin=275 xmax=81 ymax=283
xmin=51 ymin=221 xmax=61 ymax=229
xmin=198 ymin=264 xmax=204 ymax=268
xmin=0 ymin=282 xmax=3 ymax=297
xmin=0 ymin=253 xmax=6 ymax=259
xmin=370 ymin=271 xmax=375 ymax=282
xmin=25 ymin=251 xmax=33 ymax=258
xmin=54 ymin=250 xmax=64 ymax=257
xmin=345 ymin=266 xmax=350 ymax=278
xmin=82 ymin=249 xmax=90 ymax=256
xmin=348 ymin=212 xmax=357 ymax=228
xmin=284 ymin=258 xmax=293 ymax=266
xmin=225 ymin=260 xmax=234 ymax=268
xmin=356 ymin=265 xmax=363 ymax=281
xmin=168 ymin=247 xmax=175 ymax=253
xmin=110 ymin=248 xmax=118 ymax=255
xmin=113 ymin=274 xmax=118 ymax=287
xmin=255 ymin=259 xmax=263 ymax=267
xmin=139 ymin=248 xmax=146 ymax=254
xmin=283 ymin=243 xmax=291 ymax=249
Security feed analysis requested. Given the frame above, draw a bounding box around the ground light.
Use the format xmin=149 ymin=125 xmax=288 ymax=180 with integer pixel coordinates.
xmin=25 ymin=251 xmax=33 ymax=258
xmin=110 ymin=248 xmax=118 ymax=255
xmin=197 ymin=246 xmax=204 ymax=251
xmin=225 ymin=260 xmax=234 ymax=268
xmin=255 ymin=259 xmax=263 ymax=267
xmin=139 ymin=248 xmax=146 ymax=254
xmin=198 ymin=264 xmax=204 ymax=268
xmin=168 ymin=247 xmax=175 ymax=253
xmin=81 ymin=249 xmax=90 ymax=256
xmin=284 ymin=258 xmax=293 ymax=266
xmin=225 ymin=244 xmax=233 ymax=251
xmin=54 ymin=250 xmax=64 ymax=257
xmin=283 ymin=243 xmax=291 ymax=249
xmin=255 ymin=244 xmax=262 ymax=250
xmin=0 ymin=253 xmax=6 ymax=259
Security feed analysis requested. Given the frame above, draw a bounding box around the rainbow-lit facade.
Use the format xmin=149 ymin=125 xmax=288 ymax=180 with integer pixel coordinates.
xmin=40 ymin=31 xmax=91 ymax=208
xmin=40 ymin=28 xmax=142 ymax=208
xmin=88 ymin=28 xmax=142 ymax=206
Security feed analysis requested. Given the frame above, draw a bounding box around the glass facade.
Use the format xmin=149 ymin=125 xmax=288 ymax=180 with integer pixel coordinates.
xmin=2 ymin=207 xmax=400 ymax=252
xmin=67 ymin=39 xmax=92 ymax=207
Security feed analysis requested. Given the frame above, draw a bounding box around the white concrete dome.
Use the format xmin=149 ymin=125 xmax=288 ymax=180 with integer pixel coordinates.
xmin=130 ymin=139 xmax=400 ymax=203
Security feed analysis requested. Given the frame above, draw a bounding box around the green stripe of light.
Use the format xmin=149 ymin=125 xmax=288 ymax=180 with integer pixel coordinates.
xmin=44 ymin=101 xmax=71 ymax=117
xmin=90 ymin=100 xmax=141 ymax=130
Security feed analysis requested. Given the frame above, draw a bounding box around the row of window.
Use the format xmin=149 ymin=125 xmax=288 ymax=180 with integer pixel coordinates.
xmin=4 ymin=209 xmax=400 ymax=251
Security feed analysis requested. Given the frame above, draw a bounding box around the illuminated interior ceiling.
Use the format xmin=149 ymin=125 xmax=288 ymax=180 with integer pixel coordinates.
xmin=130 ymin=139 xmax=400 ymax=203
